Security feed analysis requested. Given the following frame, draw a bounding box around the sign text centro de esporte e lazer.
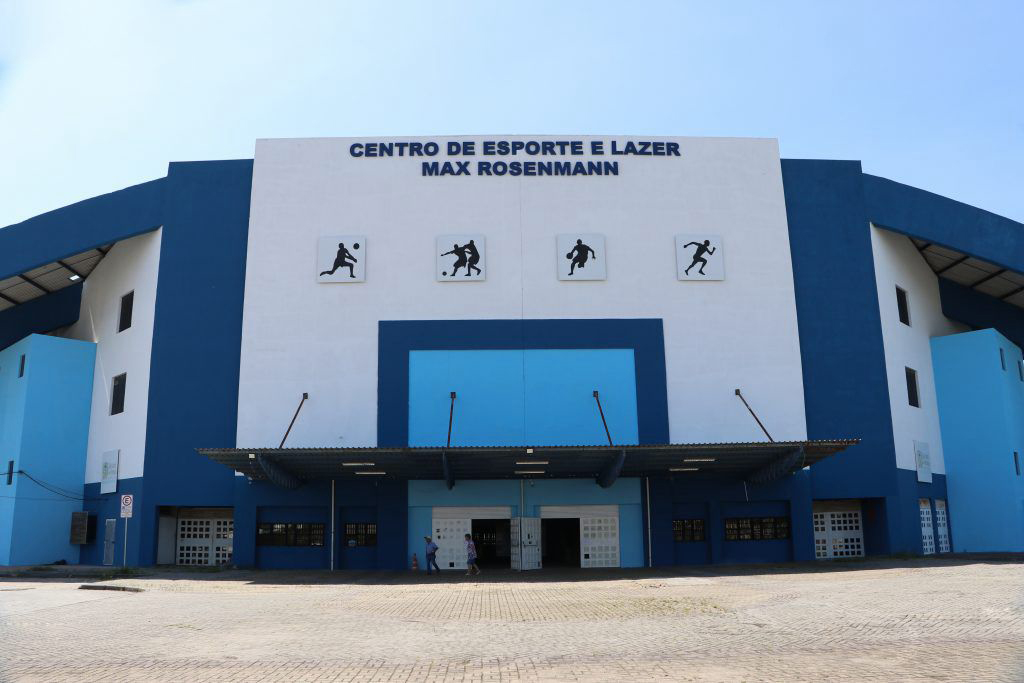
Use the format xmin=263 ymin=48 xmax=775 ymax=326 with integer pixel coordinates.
xmin=348 ymin=139 xmax=681 ymax=177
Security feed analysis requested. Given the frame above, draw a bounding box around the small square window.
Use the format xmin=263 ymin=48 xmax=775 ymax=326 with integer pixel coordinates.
xmin=999 ymin=348 xmax=1006 ymax=371
xmin=111 ymin=373 xmax=127 ymax=415
xmin=118 ymin=291 xmax=134 ymax=333
xmin=895 ymin=286 xmax=911 ymax=326
xmin=905 ymin=367 xmax=920 ymax=407
xmin=18 ymin=354 xmax=26 ymax=378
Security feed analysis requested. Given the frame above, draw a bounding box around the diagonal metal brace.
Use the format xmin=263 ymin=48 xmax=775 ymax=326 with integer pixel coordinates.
xmin=747 ymin=446 xmax=805 ymax=486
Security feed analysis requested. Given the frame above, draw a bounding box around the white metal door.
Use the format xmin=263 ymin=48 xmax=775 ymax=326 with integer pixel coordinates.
xmin=432 ymin=517 xmax=471 ymax=570
xmin=934 ymin=499 xmax=950 ymax=553
xmin=580 ymin=516 xmax=619 ymax=568
xmin=812 ymin=504 xmax=864 ymax=559
xmin=177 ymin=515 xmax=234 ymax=566
xmin=920 ymin=498 xmax=935 ymax=555
xmin=510 ymin=517 xmax=542 ymax=571
xmin=103 ymin=518 xmax=117 ymax=566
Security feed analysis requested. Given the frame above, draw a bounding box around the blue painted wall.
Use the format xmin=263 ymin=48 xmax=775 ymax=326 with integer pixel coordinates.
xmin=379 ymin=319 xmax=668 ymax=447
xmin=0 ymin=335 xmax=95 ymax=566
xmin=932 ymin=329 xmax=1024 ymax=551
xmin=408 ymin=349 xmax=639 ymax=447
xmin=408 ymin=478 xmax=644 ymax=569
xmin=0 ymin=285 xmax=83 ymax=353
xmin=939 ymin=279 xmax=1024 ymax=350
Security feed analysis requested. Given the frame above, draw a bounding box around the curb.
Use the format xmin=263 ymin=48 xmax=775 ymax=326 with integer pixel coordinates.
xmin=78 ymin=584 xmax=144 ymax=593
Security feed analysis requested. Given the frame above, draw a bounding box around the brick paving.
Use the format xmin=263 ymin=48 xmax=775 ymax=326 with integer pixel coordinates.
xmin=1 ymin=558 xmax=1022 ymax=682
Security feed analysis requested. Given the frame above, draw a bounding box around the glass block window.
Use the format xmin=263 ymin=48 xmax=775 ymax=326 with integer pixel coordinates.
xmin=344 ymin=522 xmax=377 ymax=547
xmin=672 ymin=519 xmax=706 ymax=542
xmin=724 ymin=517 xmax=790 ymax=541
xmin=257 ymin=522 xmax=325 ymax=547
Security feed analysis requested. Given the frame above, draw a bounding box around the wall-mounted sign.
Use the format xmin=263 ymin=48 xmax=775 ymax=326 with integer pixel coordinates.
xmin=100 ymin=449 xmax=119 ymax=494
xmin=557 ymin=234 xmax=606 ymax=281
xmin=436 ymin=235 xmax=486 ymax=281
xmin=317 ymin=235 xmax=366 ymax=282
xmin=676 ymin=235 xmax=724 ymax=281
xmin=914 ymin=440 xmax=932 ymax=483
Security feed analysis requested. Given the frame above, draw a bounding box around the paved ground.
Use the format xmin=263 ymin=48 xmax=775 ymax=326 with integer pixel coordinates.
xmin=1 ymin=558 xmax=1022 ymax=682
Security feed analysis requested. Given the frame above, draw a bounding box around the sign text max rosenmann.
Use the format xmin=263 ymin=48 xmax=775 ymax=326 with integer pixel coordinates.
xmin=348 ymin=139 xmax=682 ymax=178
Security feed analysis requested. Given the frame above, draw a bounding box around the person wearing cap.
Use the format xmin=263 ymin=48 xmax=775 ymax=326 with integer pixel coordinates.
xmin=424 ymin=535 xmax=440 ymax=575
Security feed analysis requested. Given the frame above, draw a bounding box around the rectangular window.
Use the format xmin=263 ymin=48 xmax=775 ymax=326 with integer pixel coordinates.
xmin=110 ymin=373 xmax=127 ymax=415
xmin=905 ymin=367 xmax=920 ymax=407
xmin=6 ymin=460 xmax=13 ymax=486
xmin=895 ymin=286 xmax=911 ymax=326
xmin=256 ymin=522 xmax=325 ymax=547
xmin=999 ymin=348 xmax=1006 ymax=371
xmin=18 ymin=354 xmax=25 ymax=378
xmin=1018 ymin=360 xmax=1023 ymax=382
xmin=118 ymin=291 xmax=134 ymax=333
xmin=724 ymin=517 xmax=790 ymax=541
xmin=1015 ymin=452 xmax=1021 ymax=477
xmin=672 ymin=519 xmax=706 ymax=542
xmin=344 ymin=522 xmax=378 ymax=547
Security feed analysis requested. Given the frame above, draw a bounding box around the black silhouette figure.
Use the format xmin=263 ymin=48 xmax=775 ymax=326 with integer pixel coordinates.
xmin=320 ymin=242 xmax=358 ymax=278
xmin=464 ymin=239 xmax=482 ymax=276
xmin=441 ymin=243 xmax=470 ymax=277
xmin=566 ymin=239 xmax=596 ymax=276
xmin=684 ymin=239 xmax=716 ymax=276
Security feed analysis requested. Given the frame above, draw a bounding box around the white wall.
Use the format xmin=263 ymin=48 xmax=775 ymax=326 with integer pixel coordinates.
xmin=237 ymin=137 xmax=807 ymax=448
xmin=870 ymin=225 xmax=967 ymax=474
xmin=65 ymin=229 xmax=162 ymax=483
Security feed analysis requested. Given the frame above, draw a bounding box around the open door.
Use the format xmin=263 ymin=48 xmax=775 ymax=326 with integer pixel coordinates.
xmin=511 ymin=517 xmax=542 ymax=571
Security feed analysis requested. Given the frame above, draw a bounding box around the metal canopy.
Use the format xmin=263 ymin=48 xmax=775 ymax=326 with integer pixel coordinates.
xmin=0 ymin=244 xmax=113 ymax=312
xmin=907 ymin=236 xmax=1024 ymax=310
xmin=198 ymin=440 xmax=858 ymax=489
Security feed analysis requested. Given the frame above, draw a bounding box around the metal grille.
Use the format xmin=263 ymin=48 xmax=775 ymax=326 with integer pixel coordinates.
xmin=934 ymin=499 xmax=950 ymax=553
xmin=177 ymin=516 xmax=233 ymax=566
xmin=919 ymin=499 xmax=935 ymax=555
xmin=812 ymin=507 xmax=864 ymax=559
xmin=580 ymin=516 xmax=619 ymax=568
xmin=432 ymin=517 xmax=470 ymax=569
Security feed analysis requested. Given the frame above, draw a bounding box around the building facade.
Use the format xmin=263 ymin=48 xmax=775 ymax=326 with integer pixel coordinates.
xmin=1 ymin=136 xmax=1021 ymax=569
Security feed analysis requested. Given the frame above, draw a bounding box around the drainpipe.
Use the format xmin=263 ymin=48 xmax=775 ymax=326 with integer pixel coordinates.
xmin=330 ymin=479 xmax=336 ymax=571
xmin=645 ymin=476 xmax=653 ymax=568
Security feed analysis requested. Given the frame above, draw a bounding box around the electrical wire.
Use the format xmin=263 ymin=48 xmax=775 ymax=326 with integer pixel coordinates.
xmin=12 ymin=470 xmax=108 ymax=502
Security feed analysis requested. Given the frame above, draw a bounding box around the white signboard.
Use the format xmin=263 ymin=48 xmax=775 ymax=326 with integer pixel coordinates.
xmin=557 ymin=234 xmax=606 ymax=281
xmin=436 ymin=234 xmax=485 ymax=281
xmin=120 ymin=494 xmax=134 ymax=519
xmin=317 ymin=235 xmax=366 ymax=282
xmin=100 ymin=449 xmax=119 ymax=494
xmin=676 ymin=235 xmax=724 ymax=280
xmin=914 ymin=441 xmax=932 ymax=483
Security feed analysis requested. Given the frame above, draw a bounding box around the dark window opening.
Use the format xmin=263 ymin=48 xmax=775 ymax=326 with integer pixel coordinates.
xmin=672 ymin=519 xmax=706 ymax=542
xmin=111 ymin=373 xmax=127 ymax=415
xmin=6 ymin=461 xmax=13 ymax=486
xmin=724 ymin=516 xmax=790 ymax=541
xmin=999 ymin=348 xmax=1006 ymax=371
xmin=344 ymin=522 xmax=377 ymax=547
xmin=18 ymin=354 xmax=26 ymax=378
xmin=1018 ymin=361 xmax=1023 ymax=382
xmin=1015 ymin=452 xmax=1021 ymax=477
xmin=905 ymin=367 xmax=920 ymax=407
xmin=257 ymin=522 xmax=325 ymax=547
xmin=895 ymin=286 xmax=911 ymax=326
xmin=118 ymin=291 xmax=134 ymax=333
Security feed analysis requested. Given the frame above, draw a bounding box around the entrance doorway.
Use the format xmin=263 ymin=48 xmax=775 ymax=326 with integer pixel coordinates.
xmin=471 ymin=519 xmax=511 ymax=568
xmin=541 ymin=518 xmax=581 ymax=567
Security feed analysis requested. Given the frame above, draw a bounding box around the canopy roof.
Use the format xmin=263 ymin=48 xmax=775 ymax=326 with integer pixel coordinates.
xmin=198 ymin=440 xmax=858 ymax=489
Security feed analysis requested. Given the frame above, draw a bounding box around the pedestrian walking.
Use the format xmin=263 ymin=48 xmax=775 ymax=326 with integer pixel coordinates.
xmin=464 ymin=533 xmax=481 ymax=576
xmin=424 ymin=535 xmax=440 ymax=575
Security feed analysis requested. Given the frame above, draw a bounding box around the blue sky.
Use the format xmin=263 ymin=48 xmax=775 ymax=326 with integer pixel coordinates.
xmin=0 ymin=1 xmax=1021 ymax=226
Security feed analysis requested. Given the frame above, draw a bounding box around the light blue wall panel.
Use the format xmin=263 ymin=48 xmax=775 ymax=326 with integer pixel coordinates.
xmin=933 ymin=329 xmax=1024 ymax=552
xmin=1 ymin=335 xmax=95 ymax=566
xmin=0 ymin=337 xmax=31 ymax=564
xmin=408 ymin=349 xmax=638 ymax=447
